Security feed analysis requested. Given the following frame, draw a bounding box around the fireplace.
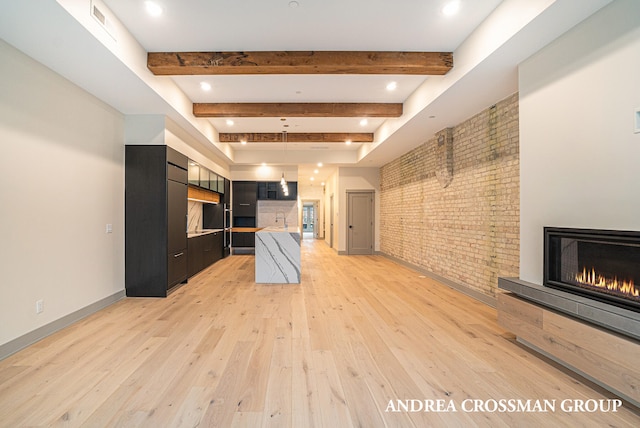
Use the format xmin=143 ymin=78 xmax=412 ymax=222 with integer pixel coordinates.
xmin=544 ymin=227 xmax=640 ymax=312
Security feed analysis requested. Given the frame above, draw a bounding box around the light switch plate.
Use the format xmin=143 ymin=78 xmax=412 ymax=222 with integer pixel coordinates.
xmin=106 ymin=224 xmax=113 ymax=233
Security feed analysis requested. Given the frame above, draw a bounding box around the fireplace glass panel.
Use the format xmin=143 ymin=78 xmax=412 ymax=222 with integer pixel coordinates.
xmin=545 ymin=228 xmax=640 ymax=311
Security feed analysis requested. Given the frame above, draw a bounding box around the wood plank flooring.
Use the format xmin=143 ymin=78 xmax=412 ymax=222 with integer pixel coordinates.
xmin=1 ymin=239 xmax=638 ymax=427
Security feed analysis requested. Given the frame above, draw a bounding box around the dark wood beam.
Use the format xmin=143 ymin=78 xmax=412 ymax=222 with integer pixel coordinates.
xmin=219 ymin=133 xmax=373 ymax=143
xmin=194 ymin=103 xmax=402 ymax=118
xmin=148 ymin=51 xmax=453 ymax=75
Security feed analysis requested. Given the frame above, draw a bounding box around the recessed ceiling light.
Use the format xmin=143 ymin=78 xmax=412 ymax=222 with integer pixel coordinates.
xmin=289 ymin=1 xmax=299 ymax=8
xmin=226 ymin=120 xmax=234 ymax=126
xmin=310 ymin=176 xmax=315 ymax=181
xmin=386 ymin=81 xmax=397 ymax=91
xmin=314 ymin=169 xmax=319 ymax=174
xmin=261 ymin=162 xmax=267 ymax=167
xmin=240 ymin=140 xmax=247 ymax=145
xmin=200 ymin=82 xmax=211 ymax=91
xmin=442 ymin=1 xmax=460 ymax=16
xmin=321 ymin=182 xmax=325 ymax=186
xmin=345 ymin=139 xmax=352 ymax=145
xmin=317 ymin=162 xmax=323 ymax=167
xmin=144 ymin=1 xmax=163 ymax=17
xmin=360 ymin=119 xmax=368 ymax=126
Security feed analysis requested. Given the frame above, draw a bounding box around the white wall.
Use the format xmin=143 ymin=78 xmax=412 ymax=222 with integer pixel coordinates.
xmin=230 ymin=165 xmax=298 ymax=182
xmin=338 ymin=167 xmax=381 ymax=252
xmin=519 ymin=0 xmax=640 ymax=284
xmin=0 ymin=40 xmax=125 ymax=346
xmin=324 ymin=171 xmax=339 ymax=249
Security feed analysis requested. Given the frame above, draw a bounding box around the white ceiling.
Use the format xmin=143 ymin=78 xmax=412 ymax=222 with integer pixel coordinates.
xmin=0 ymin=0 xmax=612 ymax=184
xmin=102 ymin=0 xmax=503 ymax=52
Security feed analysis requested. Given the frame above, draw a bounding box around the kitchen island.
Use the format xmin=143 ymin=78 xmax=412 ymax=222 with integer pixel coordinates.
xmin=255 ymin=226 xmax=301 ymax=284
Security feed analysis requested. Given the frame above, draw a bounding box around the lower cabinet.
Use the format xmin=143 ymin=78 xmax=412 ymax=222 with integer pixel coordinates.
xmin=188 ymin=231 xmax=223 ymax=277
xmin=168 ymin=250 xmax=188 ymax=287
xmin=187 ymin=237 xmax=204 ymax=278
xmin=232 ymin=232 xmax=255 ymax=248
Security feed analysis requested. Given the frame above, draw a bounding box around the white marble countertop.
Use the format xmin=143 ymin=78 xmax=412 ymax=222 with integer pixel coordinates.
xmin=255 ymin=226 xmax=301 ymax=284
xmin=187 ymin=229 xmax=224 ymax=238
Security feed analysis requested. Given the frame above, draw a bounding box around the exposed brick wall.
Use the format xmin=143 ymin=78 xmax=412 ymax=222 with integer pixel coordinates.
xmin=380 ymin=93 xmax=519 ymax=298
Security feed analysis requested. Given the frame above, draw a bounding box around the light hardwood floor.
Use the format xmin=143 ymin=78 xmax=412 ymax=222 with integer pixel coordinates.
xmin=1 ymin=239 xmax=638 ymax=427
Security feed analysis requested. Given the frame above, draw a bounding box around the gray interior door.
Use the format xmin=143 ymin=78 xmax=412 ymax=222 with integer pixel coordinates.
xmin=347 ymin=191 xmax=374 ymax=255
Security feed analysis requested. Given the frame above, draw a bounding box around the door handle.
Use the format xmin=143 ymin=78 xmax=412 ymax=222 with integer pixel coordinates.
xmin=174 ymin=252 xmax=184 ymax=258
xmin=349 ymin=225 xmax=353 ymax=229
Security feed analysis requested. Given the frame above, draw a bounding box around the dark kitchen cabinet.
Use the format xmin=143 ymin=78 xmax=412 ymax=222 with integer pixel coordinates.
xmin=257 ymin=181 xmax=278 ymax=200
xmin=232 ymin=231 xmax=255 ymax=248
xmin=206 ymin=231 xmax=223 ymax=265
xmin=256 ymin=181 xmax=298 ymax=200
xmin=167 ymin=180 xmax=187 ymax=253
xmin=203 ymin=233 xmax=216 ymax=266
xmin=277 ymin=181 xmax=297 ymax=200
xmin=125 ymin=145 xmax=188 ymax=297
xmin=187 ymin=235 xmax=204 ymax=278
xmin=223 ymin=178 xmax=230 ymax=205
xmin=232 ymin=181 xmax=257 ymax=252
xmin=233 ymin=181 xmax=257 ymax=217
xmin=188 ymin=231 xmax=223 ymax=277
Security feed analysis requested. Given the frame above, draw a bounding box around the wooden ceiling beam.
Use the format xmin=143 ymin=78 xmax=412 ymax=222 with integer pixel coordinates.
xmin=148 ymin=51 xmax=453 ymax=75
xmin=219 ymin=133 xmax=373 ymax=143
xmin=194 ymin=103 xmax=402 ymax=118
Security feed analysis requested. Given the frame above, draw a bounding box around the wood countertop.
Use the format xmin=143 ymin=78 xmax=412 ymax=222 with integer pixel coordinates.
xmin=231 ymin=227 xmax=263 ymax=233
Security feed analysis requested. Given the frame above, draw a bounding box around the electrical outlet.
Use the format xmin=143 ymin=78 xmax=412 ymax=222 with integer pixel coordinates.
xmin=36 ymin=299 xmax=44 ymax=314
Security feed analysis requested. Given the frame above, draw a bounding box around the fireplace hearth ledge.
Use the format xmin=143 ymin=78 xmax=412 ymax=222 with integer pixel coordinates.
xmin=498 ymin=277 xmax=640 ymax=341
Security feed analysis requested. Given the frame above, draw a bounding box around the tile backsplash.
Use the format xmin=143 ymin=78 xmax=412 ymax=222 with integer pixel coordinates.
xmin=257 ymin=200 xmax=298 ymax=228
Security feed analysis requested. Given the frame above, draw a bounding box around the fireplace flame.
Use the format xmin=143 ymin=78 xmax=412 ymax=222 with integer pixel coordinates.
xmin=575 ymin=267 xmax=639 ymax=297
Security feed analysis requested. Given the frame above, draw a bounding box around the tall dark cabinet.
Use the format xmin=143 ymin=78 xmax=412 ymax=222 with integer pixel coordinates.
xmin=125 ymin=145 xmax=188 ymax=297
xmin=232 ymin=181 xmax=258 ymax=251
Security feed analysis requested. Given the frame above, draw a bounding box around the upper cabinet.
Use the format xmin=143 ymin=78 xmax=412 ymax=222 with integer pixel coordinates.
xmin=188 ymin=162 xmax=200 ymax=186
xmin=217 ymin=175 xmax=225 ymax=194
xmin=200 ymin=167 xmax=211 ymax=190
xmin=233 ymin=181 xmax=258 ymax=217
xmin=187 ymin=160 xmax=226 ymax=194
xmin=257 ymin=181 xmax=297 ymax=201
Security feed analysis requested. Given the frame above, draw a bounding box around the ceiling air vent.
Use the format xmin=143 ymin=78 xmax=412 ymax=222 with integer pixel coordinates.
xmin=91 ymin=1 xmax=117 ymax=40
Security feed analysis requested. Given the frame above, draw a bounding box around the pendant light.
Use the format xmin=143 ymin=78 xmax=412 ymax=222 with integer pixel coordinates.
xmin=281 ymin=131 xmax=289 ymax=195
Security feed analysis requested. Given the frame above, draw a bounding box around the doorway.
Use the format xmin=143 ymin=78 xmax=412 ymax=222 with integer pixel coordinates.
xmin=302 ymin=202 xmax=317 ymax=239
xmin=346 ymin=191 xmax=374 ymax=255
